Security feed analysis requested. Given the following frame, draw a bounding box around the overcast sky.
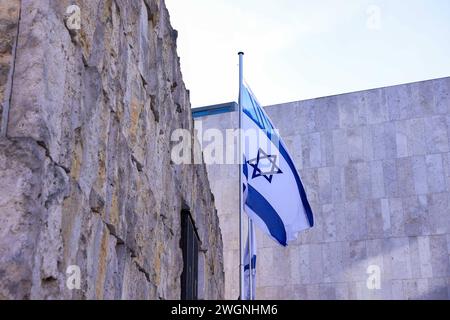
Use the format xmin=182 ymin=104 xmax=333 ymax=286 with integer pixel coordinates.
xmin=166 ymin=0 xmax=450 ymax=108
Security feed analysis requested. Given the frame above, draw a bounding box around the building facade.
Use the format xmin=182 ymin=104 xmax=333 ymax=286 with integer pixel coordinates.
xmin=194 ymin=77 xmax=450 ymax=300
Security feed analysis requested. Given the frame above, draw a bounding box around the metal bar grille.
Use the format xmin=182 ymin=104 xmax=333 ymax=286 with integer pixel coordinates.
xmin=180 ymin=210 xmax=199 ymax=300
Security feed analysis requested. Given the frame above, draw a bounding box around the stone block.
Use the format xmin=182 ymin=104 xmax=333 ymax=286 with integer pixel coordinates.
xmin=412 ymin=156 xmax=429 ymax=195
xmin=338 ymin=93 xmax=367 ymax=128
xmin=371 ymin=124 xmax=386 ymax=160
xmin=344 ymin=241 xmax=367 ymax=282
xmin=366 ymin=238 xmax=384 ymax=261
xmin=380 ymin=198 xmax=391 ymax=235
xmin=403 ymin=196 xmax=430 ymax=236
xmin=447 ymin=234 xmax=450 ymax=255
xmin=403 ymin=279 xmax=429 ymax=300
xmin=366 ymin=88 xmax=388 ymax=124
xmin=257 ymin=247 xmax=274 ymax=287
xmin=425 ymin=154 xmax=446 ymax=193
xmin=347 ymin=127 xmax=364 ymax=161
xmin=396 ymin=157 xmax=415 ymax=197
xmin=365 ymin=199 xmax=384 ymax=238
xmin=292 ymin=285 xmax=308 ymax=300
xmin=288 ymin=245 xmax=300 ymax=285
xmin=321 ymin=130 xmax=334 ymax=167
xmin=318 ymin=167 xmax=332 ymax=204
xmin=384 ymin=237 xmax=412 ymax=280
xmin=299 ymin=168 xmax=319 ymax=206
xmin=306 ymin=132 xmax=322 ymax=168
xmin=319 ymin=283 xmax=337 ymax=300
xmin=433 ymin=77 xmax=450 ymax=114
xmin=297 ymin=245 xmax=311 ymax=285
xmin=325 ymin=96 xmax=341 ymax=130
xmin=384 ymin=122 xmax=398 ymax=159
xmin=443 ymin=153 xmax=450 ymax=189
xmin=271 ymin=247 xmax=291 ymax=286
xmin=344 ymin=164 xmax=360 ymax=201
xmin=295 ymin=100 xmax=317 ymax=134
xmin=308 ymin=244 xmax=324 ymax=284
xmin=447 ymin=116 xmax=450 ymax=152
xmin=426 ymin=278 xmax=448 ymax=300
xmin=284 ymin=135 xmax=304 ymax=170
xmin=370 ymin=161 xmax=385 ymax=199
xmin=322 ymin=204 xmax=337 ymax=242
xmin=322 ymin=242 xmax=344 ymax=283
xmin=413 ymin=80 xmax=435 ymax=118
xmin=306 ymin=284 xmax=320 ymax=300
xmin=345 ymin=201 xmax=367 ymax=241
xmin=332 ymin=129 xmax=348 ymax=166
xmin=313 ymin=101 xmax=332 ymax=132
xmin=383 ymin=159 xmax=399 ymax=198
xmin=427 ymin=193 xmax=450 ymax=235
xmin=335 ymin=283 xmax=350 ymax=300
xmin=407 ymin=118 xmax=427 ymax=156
xmin=408 ymin=237 xmax=422 ymax=279
xmin=390 ymin=280 xmax=405 ymax=300
xmin=357 ymin=162 xmax=372 ymax=200
xmin=388 ymin=198 xmax=404 ymax=237
xmin=424 ymin=116 xmax=449 ymax=154
xmin=330 ymin=167 xmax=345 ymax=204
xmin=395 ymin=121 xmax=409 ymax=158
xmin=385 ymin=83 xmax=413 ymax=121
xmin=362 ymin=126 xmax=374 ymax=161
xmin=267 ymin=104 xmax=297 ymax=137
xmin=429 ymin=236 xmax=449 ymax=278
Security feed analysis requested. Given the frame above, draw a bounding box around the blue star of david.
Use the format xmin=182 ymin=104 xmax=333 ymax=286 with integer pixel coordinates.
xmin=247 ymin=148 xmax=283 ymax=183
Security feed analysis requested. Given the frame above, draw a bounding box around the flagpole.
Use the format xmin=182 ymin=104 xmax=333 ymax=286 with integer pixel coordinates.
xmin=248 ymin=218 xmax=253 ymax=300
xmin=238 ymin=51 xmax=245 ymax=300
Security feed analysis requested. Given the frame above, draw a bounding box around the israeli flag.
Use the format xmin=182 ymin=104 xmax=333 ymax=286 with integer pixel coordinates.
xmin=241 ymin=83 xmax=314 ymax=246
xmin=243 ymin=223 xmax=256 ymax=300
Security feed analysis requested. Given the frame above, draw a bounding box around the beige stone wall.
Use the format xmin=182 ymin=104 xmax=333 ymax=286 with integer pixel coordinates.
xmin=0 ymin=0 xmax=224 ymax=300
xmin=196 ymin=77 xmax=450 ymax=300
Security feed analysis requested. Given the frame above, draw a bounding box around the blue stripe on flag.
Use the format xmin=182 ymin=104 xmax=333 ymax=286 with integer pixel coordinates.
xmin=244 ymin=255 xmax=257 ymax=271
xmin=243 ymin=159 xmax=248 ymax=179
xmin=243 ymin=109 xmax=314 ymax=228
xmin=243 ymin=158 xmax=248 ymax=192
xmin=279 ymin=142 xmax=315 ymax=227
xmin=246 ymin=185 xmax=287 ymax=246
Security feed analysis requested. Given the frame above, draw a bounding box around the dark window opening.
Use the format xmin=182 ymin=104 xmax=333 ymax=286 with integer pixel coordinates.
xmin=180 ymin=210 xmax=199 ymax=300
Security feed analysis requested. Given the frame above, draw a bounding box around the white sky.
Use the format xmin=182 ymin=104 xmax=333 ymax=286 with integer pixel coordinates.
xmin=166 ymin=0 xmax=450 ymax=108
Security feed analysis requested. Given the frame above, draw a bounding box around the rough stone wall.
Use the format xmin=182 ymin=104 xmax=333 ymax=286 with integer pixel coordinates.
xmin=196 ymin=77 xmax=450 ymax=300
xmin=0 ymin=0 xmax=21 ymax=130
xmin=0 ymin=0 xmax=224 ymax=299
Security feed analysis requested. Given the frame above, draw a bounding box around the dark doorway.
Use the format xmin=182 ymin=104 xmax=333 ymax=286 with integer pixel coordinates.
xmin=180 ymin=210 xmax=200 ymax=300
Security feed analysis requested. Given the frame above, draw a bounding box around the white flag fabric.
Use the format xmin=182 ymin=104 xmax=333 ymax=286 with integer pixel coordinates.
xmin=243 ymin=223 xmax=256 ymax=300
xmin=241 ymin=83 xmax=314 ymax=246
